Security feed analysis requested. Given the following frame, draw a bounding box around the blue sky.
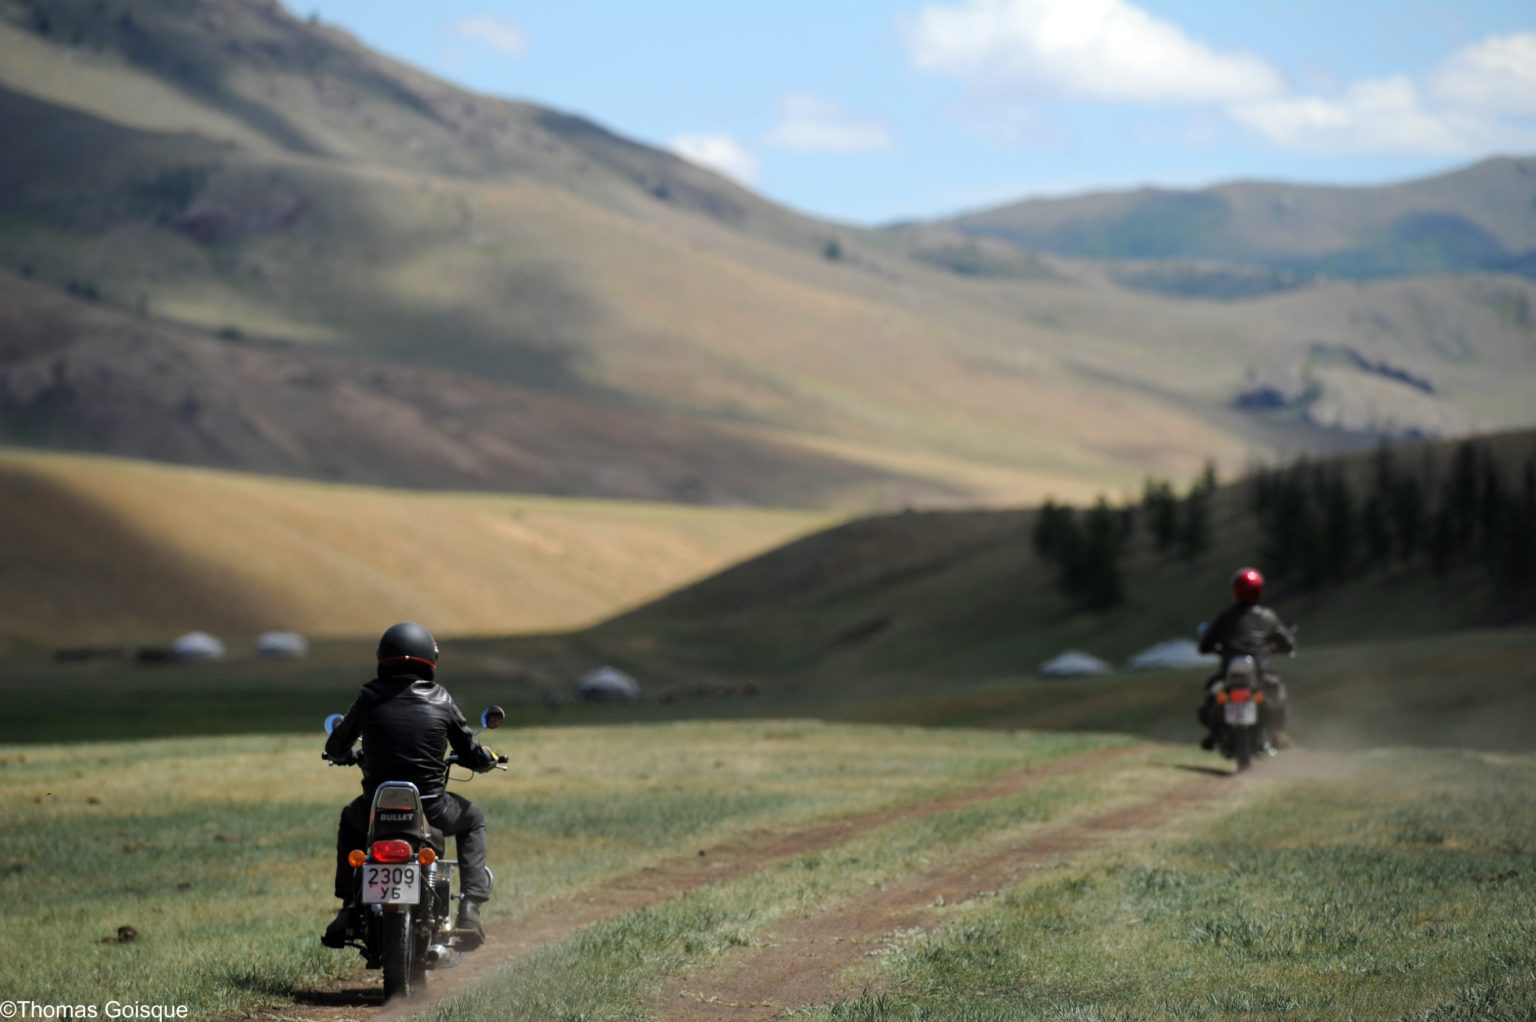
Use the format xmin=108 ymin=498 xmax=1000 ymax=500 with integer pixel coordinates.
xmin=289 ymin=0 xmax=1536 ymax=225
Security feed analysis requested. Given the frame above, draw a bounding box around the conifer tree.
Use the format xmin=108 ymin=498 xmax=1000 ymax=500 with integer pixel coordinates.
xmin=1362 ymin=492 xmax=1392 ymax=565
xmin=1320 ymin=468 xmax=1358 ymax=576
xmin=1142 ymin=478 xmax=1178 ymax=555
xmin=1390 ymin=475 xmax=1424 ymax=563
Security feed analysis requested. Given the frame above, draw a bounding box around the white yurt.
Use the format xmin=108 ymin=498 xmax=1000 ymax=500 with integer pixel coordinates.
xmin=1126 ymin=638 xmax=1218 ymax=671
xmin=1038 ymin=650 xmax=1111 ymax=678
xmin=256 ymin=631 xmax=309 ymax=658
xmin=172 ymin=631 xmax=226 ymax=662
xmin=576 ymin=666 xmax=643 ymax=702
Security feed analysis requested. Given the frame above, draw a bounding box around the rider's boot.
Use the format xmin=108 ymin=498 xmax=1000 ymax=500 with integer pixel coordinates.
xmin=321 ymin=903 xmax=355 ymax=948
xmin=455 ymin=898 xmax=485 ymax=951
xmin=1200 ymin=729 xmax=1217 ymax=751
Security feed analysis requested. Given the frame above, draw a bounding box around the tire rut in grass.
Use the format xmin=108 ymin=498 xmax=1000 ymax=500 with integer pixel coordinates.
xmin=285 ymin=744 xmax=1148 ymax=1021
xmin=660 ymin=771 xmax=1235 ymax=1022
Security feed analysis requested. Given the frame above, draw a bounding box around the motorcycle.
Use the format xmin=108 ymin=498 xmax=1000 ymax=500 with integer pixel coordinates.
xmin=321 ymin=706 xmax=509 ymax=1000
xmin=1208 ymin=656 xmax=1271 ymax=772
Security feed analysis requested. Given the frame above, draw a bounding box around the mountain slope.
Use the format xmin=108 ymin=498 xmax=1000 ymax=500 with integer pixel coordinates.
xmin=0 ymin=0 xmax=1532 ymax=508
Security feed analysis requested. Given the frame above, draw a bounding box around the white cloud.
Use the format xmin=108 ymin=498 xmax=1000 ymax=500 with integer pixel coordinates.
xmin=1430 ymin=32 xmax=1536 ymax=115
xmin=904 ymin=0 xmax=1283 ymax=105
xmin=765 ymin=94 xmax=895 ymax=153
xmin=668 ymin=133 xmax=759 ymax=184
xmin=1230 ymin=34 xmax=1536 ymax=156
xmin=907 ymin=3 xmax=1536 ymax=158
xmin=448 ymin=15 xmax=527 ymax=57
xmin=1231 ymin=78 xmax=1476 ymax=155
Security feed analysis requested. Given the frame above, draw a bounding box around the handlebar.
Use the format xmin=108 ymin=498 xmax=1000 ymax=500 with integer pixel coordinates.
xmin=447 ymin=752 xmax=509 ymax=771
xmin=325 ymin=749 xmax=507 ymax=773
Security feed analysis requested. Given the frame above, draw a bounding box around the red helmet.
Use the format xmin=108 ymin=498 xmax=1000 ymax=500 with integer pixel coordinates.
xmin=1232 ymin=567 xmax=1263 ymax=604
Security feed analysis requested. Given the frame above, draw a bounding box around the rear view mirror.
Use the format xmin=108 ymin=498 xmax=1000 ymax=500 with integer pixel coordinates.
xmin=324 ymin=713 xmax=344 ymax=735
xmin=480 ymin=706 xmax=505 ymax=730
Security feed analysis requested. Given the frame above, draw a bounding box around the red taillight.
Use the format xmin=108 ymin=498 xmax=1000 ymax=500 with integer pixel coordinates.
xmin=370 ymin=839 xmax=413 ymax=863
xmin=1228 ymin=688 xmax=1253 ymax=703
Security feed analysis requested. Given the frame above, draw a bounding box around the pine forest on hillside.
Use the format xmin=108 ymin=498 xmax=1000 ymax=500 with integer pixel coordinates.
xmin=1031 ymin=436 xmax=1536 ymax=614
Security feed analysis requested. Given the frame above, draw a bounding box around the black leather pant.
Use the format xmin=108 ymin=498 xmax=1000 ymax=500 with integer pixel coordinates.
xmin=333 ymin=791 xmax=490 ymax=902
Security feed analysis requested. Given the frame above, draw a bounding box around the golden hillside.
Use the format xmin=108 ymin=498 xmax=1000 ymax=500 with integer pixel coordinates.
xmin=0 ymin=449 xmax=823 ymax=646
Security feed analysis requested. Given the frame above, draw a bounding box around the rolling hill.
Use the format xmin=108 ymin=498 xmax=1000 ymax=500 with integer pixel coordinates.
xmin=576 ymin=429 xmax=1536 ymax=684
xmin=7 ymin=432 xmax=1532 ymax=754
xmin=0 ymin=448 xmax=823 ymax=647
xmin=0 ymin=0 xmax=1533 ymax=508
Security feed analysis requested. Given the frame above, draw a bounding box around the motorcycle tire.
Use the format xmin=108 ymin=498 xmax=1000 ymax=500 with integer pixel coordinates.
xmin=1234 ymin=729 xmax=1253 ymax=772
xmin=381 ymin=910 xmax=417 ymax=1000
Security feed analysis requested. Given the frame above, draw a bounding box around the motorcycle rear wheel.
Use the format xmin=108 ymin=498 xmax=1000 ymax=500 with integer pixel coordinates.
xmin=1234 ymin=728 xmax=1253 ymax=772
xmin=381 ymin=910 xmax=423 ymax=1000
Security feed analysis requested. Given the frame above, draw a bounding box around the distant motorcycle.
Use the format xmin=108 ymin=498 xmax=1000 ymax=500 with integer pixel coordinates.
xmin=321 ymin=706 xmax=508 ymax=999
xmin=1207 ymin=656 xmax=1272 ymax=772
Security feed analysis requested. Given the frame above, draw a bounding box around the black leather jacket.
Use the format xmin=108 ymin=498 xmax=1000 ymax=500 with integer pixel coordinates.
xmin=324 ymin=675 xmax=495 ymax=798
xmin=1199 ymin=602 xmax=1296 ymax=674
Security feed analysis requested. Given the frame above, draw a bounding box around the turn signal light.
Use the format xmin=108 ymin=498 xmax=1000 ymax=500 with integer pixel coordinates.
xmin=418 ymin=847 xmax=437 ymax=866
xmin=1214 ymin=692 xmax=1228 ymax=704
xmin=347 ymin=849 xmax=366 ymax=868
xmin=370 ymin=839 xmax=414 ymax=863
xmin=1254 ymin=691 xmax=1266 ymax=703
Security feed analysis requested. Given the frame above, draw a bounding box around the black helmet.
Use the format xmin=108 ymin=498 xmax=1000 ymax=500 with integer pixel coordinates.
xmin=376 ymin=621 xmax=438 ymax=679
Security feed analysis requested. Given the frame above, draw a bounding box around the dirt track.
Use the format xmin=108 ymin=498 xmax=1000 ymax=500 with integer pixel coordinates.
xmin=660 ymin=773 xmax=1229 ymax=1021
xmin=270 ymin=744 xmax=1240 ymax=1022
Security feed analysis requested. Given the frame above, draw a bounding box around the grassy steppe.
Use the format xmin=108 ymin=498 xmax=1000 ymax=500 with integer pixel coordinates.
xmin=5 ymin=724 xmax=1530 ymax=1021
xmin=804 ymin=747 xmax=1536 ymax=1021
xmin=0 ymin=722 xmax=1119 ymax=1017
xmin=10 ymin=628 xmax=1535 ymax=753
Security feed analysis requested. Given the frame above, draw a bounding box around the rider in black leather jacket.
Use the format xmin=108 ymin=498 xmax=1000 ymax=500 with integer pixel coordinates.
xmin=1198 ymin=568 xmax=1296 ymax=748
xmin=322 ymin=622 xmax=498 ymax=950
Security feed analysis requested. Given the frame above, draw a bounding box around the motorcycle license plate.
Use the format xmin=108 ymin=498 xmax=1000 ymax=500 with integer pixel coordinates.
xmin=1224 ymin=701 xmax=1259 ymax=727
xmin=362 ymin=864 xmax=420 ymax=904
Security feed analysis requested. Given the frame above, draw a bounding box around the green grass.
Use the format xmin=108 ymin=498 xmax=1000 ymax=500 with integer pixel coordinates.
xmin=0 ymin=722 xmax=1117 ymax=1017
xmin=403 ymin=745 xmax=1536 ymax=1022
xmin=417 ymin=736 xmax=1169 ymax=1022
xmin=4 ymin=721 xmax=1532 ymax=1020
xmin=798 ymin=748 xmax=1536 ymax=1021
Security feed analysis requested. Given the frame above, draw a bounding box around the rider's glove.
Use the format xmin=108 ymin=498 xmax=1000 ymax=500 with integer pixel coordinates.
xmin=331 ymin=747 xmax=359 ymax=766
xmin=476 ymin=746 xmax=500 ymax=773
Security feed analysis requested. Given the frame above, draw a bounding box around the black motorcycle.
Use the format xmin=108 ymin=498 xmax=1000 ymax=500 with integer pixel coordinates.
xmin=1208 ymin=656 xmax=1271 ymax=772
xmin=321 ymin=706 xmax=508 ymax=999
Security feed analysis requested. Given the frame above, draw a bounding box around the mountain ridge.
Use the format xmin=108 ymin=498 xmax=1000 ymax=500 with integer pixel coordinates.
xmin=918 ymin=156 xmax=1536 ymax=287
xmin=0 ymin=0 xmax=1532 ymax=508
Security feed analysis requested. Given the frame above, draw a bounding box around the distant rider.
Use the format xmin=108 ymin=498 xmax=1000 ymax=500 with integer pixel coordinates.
xmin=322 ymin=622 xmax=499 ymax=950
xmin=1197 ymin=567 xmax=1296 ymax=749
